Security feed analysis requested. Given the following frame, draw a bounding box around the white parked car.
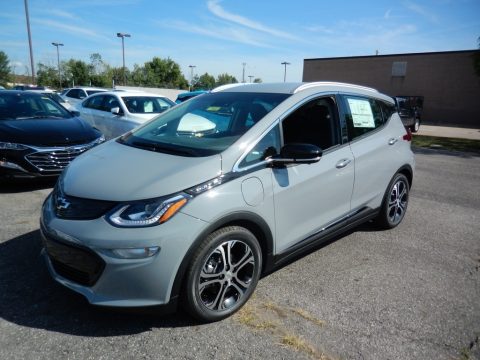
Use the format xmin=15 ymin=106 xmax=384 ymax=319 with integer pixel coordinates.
xmin=78 ymin=91 xmax=176 ymax=139
xmin=61 ymin=87 xmax=108 ymax=109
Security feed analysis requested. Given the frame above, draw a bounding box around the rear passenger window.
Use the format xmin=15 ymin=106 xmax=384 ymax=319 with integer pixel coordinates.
xmin=343 ymin=96 xmax=385 ymax=140
xmin=84 ymin=95 xmax=105 ymax=110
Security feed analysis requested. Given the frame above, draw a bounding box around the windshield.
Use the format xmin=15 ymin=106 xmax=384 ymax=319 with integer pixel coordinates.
xmin=0 ymin=92 xmax=73 ymax=120
xmin=122 ymin=96 xmax=175 ymax=114
xmin=119 ymin=92 xmax=290 ymax=157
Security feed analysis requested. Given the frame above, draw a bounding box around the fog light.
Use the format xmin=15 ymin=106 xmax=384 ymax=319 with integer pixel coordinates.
xmin=106 ymin=246 xmax=160 ymax=259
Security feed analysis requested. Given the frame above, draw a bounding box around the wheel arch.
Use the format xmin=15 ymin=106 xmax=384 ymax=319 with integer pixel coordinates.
xmin=170 ymin=211 xmax=274 ymax=301
xmin=397 ymin=164 xmax=413 ymax=188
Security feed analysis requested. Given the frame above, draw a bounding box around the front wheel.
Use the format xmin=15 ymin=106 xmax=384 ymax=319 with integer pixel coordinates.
xmin=183 ymin=226 xmax=262 ymax=322
xmin=375 ymin=173 xmax=410 ymax=229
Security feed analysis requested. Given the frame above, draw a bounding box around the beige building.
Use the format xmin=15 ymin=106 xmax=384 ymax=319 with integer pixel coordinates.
xmin=303 ymin=50 xmax=480 ymax=128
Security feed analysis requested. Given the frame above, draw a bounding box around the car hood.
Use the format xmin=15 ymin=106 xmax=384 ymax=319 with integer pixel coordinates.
xmin=0 ymin=117 xmax=100 ymax=146
xmin=62 ymin=140 xmax=222 ymax=201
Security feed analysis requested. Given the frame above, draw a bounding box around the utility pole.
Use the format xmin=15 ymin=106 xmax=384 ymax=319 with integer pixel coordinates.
xmin=117 ymin=32 xmax=131 ymax=86
xmin=52 ymin=42 xmax=64 ymax=88
xmin=24 ymin=0 xmax=35 ymax=84
xmin=242 ymin=62 xmax=246 ymax=83
xmin=281 ymin=61 xmax=291 ymax=82
xmin=189 ymin=65 xmax=196 ymax=91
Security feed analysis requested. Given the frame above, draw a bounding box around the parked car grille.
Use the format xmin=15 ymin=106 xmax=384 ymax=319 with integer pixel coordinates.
xmin=41 ymin=228 xmax=105 ymax=287
xmin=25 ymin=143 xmax=94 ymax=172
xmin=53 ymin=185 xmax=116 ymax=220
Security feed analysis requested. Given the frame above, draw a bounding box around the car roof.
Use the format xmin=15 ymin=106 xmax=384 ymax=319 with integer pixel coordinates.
xmin=70 ymin=87 xmax=108 ymax=91
xmin=91 ymin=91 xmax=168 ymax=97
xmin=213 ymin=81 xmax=394 ymax=103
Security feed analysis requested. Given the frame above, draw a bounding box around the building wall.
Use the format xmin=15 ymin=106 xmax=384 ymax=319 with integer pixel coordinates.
xmin=303 ymin=50 xmax=480 ymax=128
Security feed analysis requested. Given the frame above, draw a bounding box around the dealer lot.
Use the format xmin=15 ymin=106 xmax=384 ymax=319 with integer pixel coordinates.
xmin=0 ymin=149 xmax=479 ymax=360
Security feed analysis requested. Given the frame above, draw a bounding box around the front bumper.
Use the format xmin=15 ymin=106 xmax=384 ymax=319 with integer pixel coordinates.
xmin=40 ymin=194 xmax=208 ymax=307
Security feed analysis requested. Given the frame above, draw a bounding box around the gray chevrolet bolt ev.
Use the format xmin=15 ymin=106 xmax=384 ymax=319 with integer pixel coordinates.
xmin=40 ymin=82 xmax=414 ymax=322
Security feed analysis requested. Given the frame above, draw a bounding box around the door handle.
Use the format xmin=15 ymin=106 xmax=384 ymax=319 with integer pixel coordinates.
xmin=388 ymin=138 xmax=398 ymax=145
xmin=336 ymin=158 xmax=351 ymax=169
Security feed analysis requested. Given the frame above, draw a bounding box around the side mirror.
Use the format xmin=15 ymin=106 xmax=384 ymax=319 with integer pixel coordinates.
xmin=70 ymin=110 xmax=81 ymax=117
xmin=111 ymin=107 xmax=122 ymax=115
xmin=271 ymin=143 xmax=322 ymax=166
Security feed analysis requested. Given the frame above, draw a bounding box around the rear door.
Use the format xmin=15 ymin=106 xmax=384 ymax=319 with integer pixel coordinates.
xmin=340 ymin=95 xmax=401 ymax=212
xmin=272 ymin=96 xmax=355 ymax=254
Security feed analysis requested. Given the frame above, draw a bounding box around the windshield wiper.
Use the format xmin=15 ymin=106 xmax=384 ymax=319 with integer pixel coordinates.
xmin=131 ymin=141 xmax=198 ymax=156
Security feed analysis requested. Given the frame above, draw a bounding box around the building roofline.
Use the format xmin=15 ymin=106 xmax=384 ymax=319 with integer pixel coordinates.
xmin=304 ymin=49 xmax=479 ymax=62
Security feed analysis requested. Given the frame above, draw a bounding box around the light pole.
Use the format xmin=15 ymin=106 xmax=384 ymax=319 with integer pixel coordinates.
xmin=189 ymin=65 xmax=196 ymax=91
xmin=24 ymin=0 xmax=35 ymax=84
xmin=52 ymin=42 xmax=63 ymax=88
xmin=242 ymin=62 xmax=246 ymax=83
xmin=281 ymin=61 xmax=291 ymax=82
xmin=117 ymin=32 xmax=131 ymax=86
xmin=248 ymin=75 xmax=254 ymax=83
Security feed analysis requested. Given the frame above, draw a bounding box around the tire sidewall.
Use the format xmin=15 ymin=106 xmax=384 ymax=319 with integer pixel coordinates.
xmin=380 ymin=173 xmax=410 ymax=229
xmin=185 ymin=226 xmax=262 ymax=322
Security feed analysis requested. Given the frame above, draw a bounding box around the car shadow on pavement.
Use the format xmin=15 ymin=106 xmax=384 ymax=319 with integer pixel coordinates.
xmin=0 ymin=177 xmax=57 ymax=194
xmin=0 ymin=230 xmax=197 ymax=336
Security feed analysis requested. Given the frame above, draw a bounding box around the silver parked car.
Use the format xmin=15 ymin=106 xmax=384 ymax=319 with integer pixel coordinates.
xmin=61 ymin=87 xmax=108 ymax=109
xmin=40 ymin=82 xmax=414 ymax=322
xmin=78 ymin=91 xmax=176 ymax=139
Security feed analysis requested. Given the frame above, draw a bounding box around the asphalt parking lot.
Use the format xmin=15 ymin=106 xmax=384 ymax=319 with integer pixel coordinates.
xmin=0 ymin=148 xmax=479 ymax=360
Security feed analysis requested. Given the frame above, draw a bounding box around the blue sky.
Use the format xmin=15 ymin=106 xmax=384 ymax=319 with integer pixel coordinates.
xmin=1 ymin=0 xmax=479 ymax=83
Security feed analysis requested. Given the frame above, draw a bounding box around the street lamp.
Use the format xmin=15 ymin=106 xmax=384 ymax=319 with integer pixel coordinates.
xmin=189 ymin=65 xmax=196 ymax=91
xmin=242 ymin=62 xmax=246 ymax=83
xmin=116 ymin=32 xmax=131 ymax=86
xmin=51 ymin=42 xmax=63 ymax=88
xmin=248 ymin=75 xmax=254 ymax=83
xmin=281 ymin=61 xmax=291 ymax=82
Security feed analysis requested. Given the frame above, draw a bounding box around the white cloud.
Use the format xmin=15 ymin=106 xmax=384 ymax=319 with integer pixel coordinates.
xmin=404 ymin=1 xmax=439 ymax=23
xmin=48 ymin=9 xmax=76 ymax=19
xmin=32 ymin=19 xmax=111 ymax=42
xmin=206 ymin=0 xmax=298 ymax=41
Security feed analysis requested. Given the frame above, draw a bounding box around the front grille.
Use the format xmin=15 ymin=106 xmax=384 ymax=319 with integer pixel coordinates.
xmin=53 ymin=186 xmax=116 ymax=220
xmin=26 ymin=144 xmax=93 ymax=172
xmin=42 ymin=230 xmax=105 ymax=287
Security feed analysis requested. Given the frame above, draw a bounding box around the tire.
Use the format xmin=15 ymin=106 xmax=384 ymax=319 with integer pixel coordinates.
xmin=411 ymin=118 xmax=420 ymax=133
xmin=375 ymin=173 xmax=410 ymax=229
xmin=183 ymin=226 xmax=262 ymax=322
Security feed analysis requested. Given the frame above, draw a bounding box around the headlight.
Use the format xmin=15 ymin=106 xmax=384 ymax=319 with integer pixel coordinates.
xmin=108 ymin=194 xmax=189 ymax=227
xmin=92 ymin=135 xmax=105 ymax=145
xmin=0 ymin=142 xmax=29 ymax=150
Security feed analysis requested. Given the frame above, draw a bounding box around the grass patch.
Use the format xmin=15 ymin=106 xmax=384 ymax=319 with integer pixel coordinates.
xmin=291 ymin=308 xmax=325 ymax=327
xmin=412 ymin=135 xmax=480 ymax=154
xmin=235 ymin=303 xmax=277 ymax=330
xmin=281 ymin=335 xmax=333 ymax=360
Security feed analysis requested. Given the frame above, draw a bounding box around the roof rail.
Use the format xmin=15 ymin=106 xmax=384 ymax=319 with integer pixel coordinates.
xmin=294 ymin=82 xmax=379 ymax=94
xmin=211 ymin=83 xmax=249 ymax=92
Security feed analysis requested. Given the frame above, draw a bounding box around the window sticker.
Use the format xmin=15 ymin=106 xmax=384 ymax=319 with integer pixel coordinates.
xmin=347 ymin=98 xmax=375 ymax=128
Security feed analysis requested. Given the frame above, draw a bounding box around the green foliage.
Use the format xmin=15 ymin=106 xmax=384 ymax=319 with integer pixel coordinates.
xmin=194 ymin=72 xmax=216 ymax=90
xmin=253 ymin=78 xmax=262 ymax=83
xmin=216 ymin=73 xmax=238 ymax=86
xmin=36 ymin=63 xmax=59 ymax=87
xmin=0 ymin=51 xmax=11 ymax=86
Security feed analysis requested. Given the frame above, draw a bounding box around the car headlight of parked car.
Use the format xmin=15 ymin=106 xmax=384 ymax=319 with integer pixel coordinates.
xmin=107 ymin=194 xmax=189 ymax=227
xmin=0 ymin=142 xmax=30 ymax=150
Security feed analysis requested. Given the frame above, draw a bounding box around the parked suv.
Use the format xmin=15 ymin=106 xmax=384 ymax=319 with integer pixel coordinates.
xmin=40 ymin=82 xmax=414 ymax=322
xmin=393 ymin=96 xmax=423 ymax=132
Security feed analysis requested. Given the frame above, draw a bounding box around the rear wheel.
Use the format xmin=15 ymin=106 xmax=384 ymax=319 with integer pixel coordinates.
xmin=183 ymin=226 xmax=262 ymax=322
xmin=376 ymin=173 xmax=410 ymax=229
xmin=411 ymin=118 xmax=420 ymax=133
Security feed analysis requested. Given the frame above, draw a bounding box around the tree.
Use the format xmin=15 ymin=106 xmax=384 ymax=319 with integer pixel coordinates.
xmin=89 ymin=53 xmax=109 ymax=87
xmin=194 ymin=72 xmax=216 ymax=90
xmin=0 ymin=51 xmax=11 ymax=87
xmin=216 ymin=73 xmax=238 ymax=86
xmin=141 ymin=57 xmax=189 ymax=89
xmin=65 ymin=59 xmax=91 ymax=86
xmin=36 ymin=62 xmax=58 ymax=87
xmin=253 ymin=78 xmax=262 ymax=83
